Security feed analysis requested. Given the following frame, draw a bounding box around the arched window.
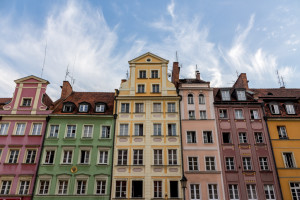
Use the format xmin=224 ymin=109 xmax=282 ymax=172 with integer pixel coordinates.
xmin=199 ymin=94 xmax=205 ymax=104
xmin=188 ymin=94 xmax=194 ymax=104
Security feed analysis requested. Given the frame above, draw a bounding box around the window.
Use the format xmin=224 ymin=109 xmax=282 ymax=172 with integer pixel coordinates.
xmin=170 ymin=181 xmax=179 ymax=198
xmin=135 ymin=103 xmax=144 ymax=113
xmin=62 ymin=150 xmax=72 ymax=164
xmin=200 ymin=110 xmax=207 ymax=119
xmin=168 ymin=124 xmax=176 ymax=136
xmin=132 ymin=180 xmax=143 ymax=198
xmin=25 ymin=149 xmax=36 ymax=164
xmin=18 ymin=180 xmax=30 ymax=195
xmin=199 ymin=94 xmax=205 ymax=104
xmin=44 ymin=150 xmax=55 ymax=164
xmin=290 ymin=182 xmax=300 ymax=200
xmin=250 ymin=110 xmax=259 ymax=119
xmin=247 ymin=184 xmax=257 ymax=200
xmin=154 ymin=181 xmax=162 ymax=198
xmin=0 ymin=180 xmax=11 ymax=195
xmin=236 ymin=90 xmax=246 ymax=101
xmin=139 ymin=70 xmax=146 ymax=78
xmin=205 ymin=157 xmax=216 ymax=171
xmin=15 ymin=123 xmax=26 ymax=135
xmin=58 ymin=180 xmax=68 ymax=195
xmin=120 ymin=124 xmax=128 ymax=136
xmin=66 ymin=125 xmax=76 ymax=138
xmin=255 ymin=132 xmax=264 ymax=143
xmin=118 ymin=150 xmax=127 ymax=165
xmin=83 ymin=125 xmax=93 ymax=138
xmin=121 ymin=103 xmax=130 ymax=113
xmin=63 ymin=103 xmax=74 ymax=112
xmin=137 ymin=85 xmax=145 ymax=93
xmin=264 ymin=185 xmax=275 ymax=200
xmin=96 ymin=180 xmax=106 ymax=195
xmin=221 ymin=90 xmax=230 ymax=101
xmin=259 ymin=157 xmax=269 ymax=170
xmin=203 ymin=131 xmax=213 ymax=143
xmin=8 ymin=149 xmax=19 ymax=163
xmin=79 ymin=104 xmax=89 ymax=112
xmin=219 ymin=109 xmax=228 ymax=118
xmin=222 ymin=132 xmax=231 ymax=143
xmin=101 ymin=126 xmax=110 ymax=138
xmin=95 ymin=104 xmax=105 ymax=112
xmin=168 ymin=149 xmax=177 ymax=165
xmin=151 ymin=70 xmax=159 ymax=78
xmin=283 ymin=152 xmax=296 ymax=168
xmin=188 ymin=157 xmax=198 ymax=171
xmin=208 ymin=184 xmax=218 ymax=200
xmin=234 ymin=109 xmax=244 ymax=119
xmin=167 ymin=103 xmax=175 ymax=112
xmin=133 ymin=149 xmax=143 ymax=165
xmin=80 ymin=150 xmax=90 ymax=164
xmin=229 ymin=184 xmax=239 ymax=200
xmin=49 ymin=125 xmax=59 ymax=138
xmin=0 ymin=123 xmax=9 ymax=135
xmin=187 ymin=131 xmax=196 ymax=143
xmin=278 ymin=126 xmax=288 ymax=139
xmin=115 ymin=181 xmax=126 ymax=198
xmin=76 ymin=180 xmax=87 ymax=195
xmin=188 ymin=94 xmax=194 ymax=104
xmin=134 ymin=124 xmax=143 ymax=136
xmin=189 ymin=110 xmax=195 ymax=119
xmin=22 ymin=98 xmax=31 ymax=106
xmin=286 ymin=103 xmax=296 ymax=114
xmin=190 ymin=184 xmax=200 ymax=200
xmin=153 ymin=103 xmax=161 ymax=112
xmin=153 ymin=124 xmax=161 ymax=136
xmin=225 ymin=157 xmax=235 ymax=170
xmin=154 ymin=149 xmax=162 ymax=165
xmin=39 ymin=180 xmax=50 ymax=195
xmin=239 ymin=132 xmax=247 ymax=143
xmin=99 ymin=150 xmax=108 ymax=164
xmin=242 ymin=157 xmax=252 ymax=170
xmin=270 ymin=103 xmax=280 ymax=114
xmin=152 ymin=84 xmax=159 ymax=93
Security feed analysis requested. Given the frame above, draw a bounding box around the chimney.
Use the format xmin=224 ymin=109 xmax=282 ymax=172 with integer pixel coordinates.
xmin=172 ymin=62 xmax=180 ymax=87
xmin=60 ymin=81 xmax=73 ymax=99
xmin=121 ymin=79 xmax=127 ymax=84
xmin=195 ymin=70 xmax=200 ymax=80
xmin=233 ymin=73 xmax=249 ymax=90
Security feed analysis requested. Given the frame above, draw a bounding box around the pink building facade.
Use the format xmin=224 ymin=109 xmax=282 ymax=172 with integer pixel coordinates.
xmin=0 ymin=75 xmax=52 ymax=200
xmin=178 ymin=69 xmax=225 ymax=200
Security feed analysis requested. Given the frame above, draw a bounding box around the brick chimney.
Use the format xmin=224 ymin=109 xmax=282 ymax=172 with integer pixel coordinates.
xmin=172 ymin=62 xmax=180 ymax=87
xmin=195 ymin=70 xmax=200 ymax=80
xmin=60 ymin=81 xmax=73 ymax=99
xmin=233 ymin=73 xmax=249 ymax=90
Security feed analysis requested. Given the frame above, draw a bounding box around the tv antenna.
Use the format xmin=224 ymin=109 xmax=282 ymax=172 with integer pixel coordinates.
xmin=196 ymin=64 xmax=198 ymax=70
xmin=276 ymin=70 xmax=283 ymax=87
xmin=281 ymin=76 xmax=285 ymax=87
xmin=126 ymin=70 xmax=129 ymax=79
xmin=65 ymin=64 xmax=76 ymax=86
xmin=236 ymin=70 xmax=239 ymax=78
xmin=41 ymin=41 xmax=47 ymax=78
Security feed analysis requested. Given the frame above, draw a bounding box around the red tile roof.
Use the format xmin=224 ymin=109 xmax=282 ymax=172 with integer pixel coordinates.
xmin=0 ymin=98 xmax=12 ymax=110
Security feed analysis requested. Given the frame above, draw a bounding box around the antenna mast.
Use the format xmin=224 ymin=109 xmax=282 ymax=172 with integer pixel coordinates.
xmin=276 ymin=70 xmax=282 ymax=87
xmin=41 ymin=41 xmax=47 ymax=78
xmin=175 ymin=51 xmax=178 ymax=62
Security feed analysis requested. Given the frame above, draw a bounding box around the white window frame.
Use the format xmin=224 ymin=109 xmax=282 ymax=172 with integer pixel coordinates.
xmin=168 ymin=149 xmax=177 ymax=165
xmin=208 ymin=184 xmax=219 ymax=200
xmin=115 ymin=180 xmax=127 ymax=198
xmin=133 ymin=149 xmax=143 ymax=165
xmin=239 ymin=132 xmax=247 ymax=143
xmin=255 ymin=132 xmax=264 ymax=143
xmin=66 ymin=125 xmax=76 ymax=138
xmin=7 ymin=149 xmax=20 ymax=163
xmin=188 ymin=94 xmax=194 ymax=104
xmin=95 ymin=104 xmax=105 ymax=113
xmin=219 ymin=109 xmax=228 ymax=119
xmin=82 ymin=125 xmax=93 ymax=138
xmin=98 ymin=150 xmax=109 ymax=165
xmin=270 ymin=103 xmax=280 ymax=114
xmin=134 ymin=124 xmax=143 ymax=136
xmin=153 ymin=103 xmax=161 ymax=112
xmin=188 ymin=157 xmax=199 ymax=171
xmin=18 ymin=180 xmax=30 ymax=195
xmin=229 ymin=184 xmax=239 ymax=200
xmin=117 ymin=149 xmax=128 ymax=165
xmin=119 ymin=124 xmax=129 ymax=136
xmin=278 ymin=126 xmax=288 ymax=139
xmin=168 ymin=124 xmax=176 ymax=136
xmin=0 ymin=123 xmax=9 ymax=135
xmin=79 ymin=104 xmax=89 ymax=112
xmin=259 ymin=157 xmax=269 ymax=170
xmin=21 ymin=98 xmax=32 ymax=106
xmin=283 ymin=152 xmax=296 ymax=168
xmin=203 ymin=131 xmax=213 ymax=144
xmin=236 ymin=90 xmax=246 ymax=101
xmin=57 ymin=179 xmax=69 ymax=195
xmin=0 ymin=180 xmax=12 ymax=195
xmin=135 ymin=103 xmax=144 ymax=113
xmin=246 ymin=184 xmax=257 ymax=200
xmin=95 ymin=179 xmax=107 ymax=195
xmin=286 ymin=103 xmax=296 ymax=114
xmin=44 ymin=149 xmax=55 ymax=165
xmin=190 ymin=184 xmax=201 ymax=200
xmin=61 ymin=149 xmax=73 ymax=164
xmin=199 ymin=94 xmax=205 ymax=104
xmin=79 ymin=148 xmax=90 ymax=164
xmin=187 ymin=131 xmax=197 ymax=143
xmin=137 ymin=84 xmax=145 ymax=93
xmin=76 ymin=179 xmax=88 ymax=195
xmin=189 ymin=110 xmax=195 ymax=120
xmin=153 ymin=124 xmax=162 ymax=136
xmin=49 ymin=125 xmax=59 ymax=138
xmin=225 ymin=157 xmax=235 ymax=170
xmin=153 ymin=149 xmax=163 ymax=165
xmin=154 ymin=180 xmax=162 ymax=198
xmin=264 ymin=184 xmax=275 ymax=200
xmin=101 ymin=125 xmax=111 ymax=138
xmin=221 ymin=90 xmax=230 ymax=101
xmin=121 ymin=103 xmax=130 ymax=113
xmin=167 ymin=102 xmax=176 ymax=112
xmin=205 ymin=156 xmax=216 ymax=171
xmin=152 ymin=84 xmax=160 ymax=93
xmin=234 ymin=109 xmax=244 ymax=119
xmin=242 ymin=157 xmax=252 ymax=170
xmin=15 ymin=123 xmax=26 ymax=135
xmin=24 ymin=149 xmax=37 ymax=164
xmin=250 ymin=109 xmax=260 ymax=119
xmin=200 ymin=110 xmax=207 ymax=119
xmin=290 ymin=182 xmax=300 ymax=200
xmin=139 ymin=70 xmax=147 ymax=78
xmin=151 ymin=70 xmax=159 ymax=78
xmin=38 ymin=179 xmax=50 ymax=195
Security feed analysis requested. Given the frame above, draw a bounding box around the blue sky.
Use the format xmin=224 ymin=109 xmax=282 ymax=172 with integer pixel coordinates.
xmin=0 ymin=0 xmax=299 ymax=100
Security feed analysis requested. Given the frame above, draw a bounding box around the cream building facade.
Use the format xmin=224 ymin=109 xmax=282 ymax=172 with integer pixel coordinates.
xmin=112 ymin=52 xmax=183 ymax=199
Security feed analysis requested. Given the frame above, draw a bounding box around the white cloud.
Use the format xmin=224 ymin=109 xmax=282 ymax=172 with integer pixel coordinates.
xmin=167 ymin=0 xmax=175 ymax=19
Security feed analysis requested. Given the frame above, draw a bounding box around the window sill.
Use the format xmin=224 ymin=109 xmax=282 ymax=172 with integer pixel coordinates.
xmin=81 ymin=138 xmax=93 ymax=140
xmin=133 ymin=112 xmax=145 ymax=114
xmin=250 ymin=119 xmax=261 ymax=121
xmin=117 ymin=135 xmax=129 ymax=137
xmin=150 ymin=77 xmax=160 ymax=79
xmin=225 ymin=170 xmax=238 ymax=173
xmin=255 ymin=143 xmax=266 ymax=146
xmin=28 ymin=135 xmax=42 ymax=137
xmin=260 ymin=170 xmax=272 ymax=173
xmin=22 ymin=163 xmax=36 ymax=165
xmin=136 ymin=92 xmax=146 ymax=94
xmin=0 ymin=135 xmax=8 ymax=136
xmin=166 ymin=112 xmax=178 ymax=114
xmin=120 ymin=112 xmax=131 ymax=114
xmin=78 ymin=164 xmax=91 ymax=166
xmin=97 ymin=163 xmax=109 ymax=165
xmin=151 ymin=112 xmax=163 ymax=114
xmin=60 ymin=164 xmax=72 ymax=166
xmin=279 ymin=137 xmax=289 ymax=140
xmin=132 ymin=135 xmax=145 ymax=137
xmin=3 ymin=163 xmax=18 ymax=165
xmin=167 ymin=135 xmax=178 ymax=137
xmin=47 ymin=137 xmax=59 ymax=140
xmin=64 ymin=138 xmax=76 ymax=140
xmin=137 ymin=78 xmax=147 ymax=79
xmin=11 ymin=135 xmax=25 ymax=137
xmin=234 ymin=119 xmax=245 ymax=121
xmin=151 ymin=135 xmax=163 ymax=137
xmin=222 ymin=143 xmax=233 ymax=146
xmin=151 ymin=92 xmax=161 ymax=94
xmin=98 ymin=138 xmax=111 ymax=140
xmin=42 ymin=164 xmax=54 ymax=166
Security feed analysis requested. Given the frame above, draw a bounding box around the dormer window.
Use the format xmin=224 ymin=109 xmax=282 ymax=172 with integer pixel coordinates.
xmin=236 ymin=90 xmax=246 ymax=101
xmin=139 ymin=70 xmax=146 ymax=79
xmin=269 ymin=103 xmax=280 ymax=114
xmin=22 ymin=98 xmax=32 ymax=106
xmin=95 ymin=103 xmax=106 ymax=113
xmin=79 ymin=103 xmax=89 ymax=112
xmin=63 ymin=102 xmax=75 ymax=113
xmin=221 ymin=90 xmax=230 ymax=101
xmin=285 ymin=103 xmax=295 ymax=114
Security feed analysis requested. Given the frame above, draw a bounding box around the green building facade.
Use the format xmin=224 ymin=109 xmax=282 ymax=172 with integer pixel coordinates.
xmin=33 ymin=81 xmax=115 ymax=200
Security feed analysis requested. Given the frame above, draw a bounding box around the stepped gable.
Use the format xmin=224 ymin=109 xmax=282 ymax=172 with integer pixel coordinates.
xmin=53 ymin=91 xmax=115 ymax=115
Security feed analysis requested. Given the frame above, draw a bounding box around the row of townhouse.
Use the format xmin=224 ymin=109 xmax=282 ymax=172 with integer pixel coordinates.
xmin=0 ymin=52 xmax=299 ymax=200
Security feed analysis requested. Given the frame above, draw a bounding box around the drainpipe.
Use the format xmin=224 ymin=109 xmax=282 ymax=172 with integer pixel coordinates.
xmin=261 ymin=102 xmax=283 ymax=200
xmin=109 ymin=89 xmax=119 ymax=200
xmin=31 ymin=116 xmax=50 ymax=200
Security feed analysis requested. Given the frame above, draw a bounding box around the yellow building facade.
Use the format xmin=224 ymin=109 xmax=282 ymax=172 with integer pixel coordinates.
xmin=112 ymin=52 xmax=183 ymax=199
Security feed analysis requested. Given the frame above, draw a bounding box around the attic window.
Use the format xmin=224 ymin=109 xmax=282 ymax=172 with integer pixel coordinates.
xmin=285 ymin=103 xmax=295 ymax=114
xmin=79 ymin=103 xmax=89 ymax=112
xmin=236 ymin=90 xmax=246 ymax=101
xmin=95 ymin=103 xmax=106 ymax=113
xmin=221 ymin=90 xmax=230 ymax=101
xmin=63 ymin=103 xmax=74 ymax=112
xmin=269 ymin=103 xmax=280 ymax=114
xmin=267 ymin=92 xmax=273 ymax=95
xmin=22 ymin=98 xmax=32 ymax=106
xmin=146 ymin=58 xmax=151 ymax=62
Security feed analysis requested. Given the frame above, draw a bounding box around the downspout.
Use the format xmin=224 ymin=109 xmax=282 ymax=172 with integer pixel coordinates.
xmin=109 ymin=89 xmax=119 ymax=200
xmin=32 ymin=116 xmax=50 ymax=200
xmin=261 ymin=102 xmax=283 ymax=200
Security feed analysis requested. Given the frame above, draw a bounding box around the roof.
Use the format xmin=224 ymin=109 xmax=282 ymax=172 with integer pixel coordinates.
xmin=52 ymin=92 xmax=115 ymax=115
xmin=0 ymin=98 xmax=12 ymax=110
xmin=179 ymin=78 xmax=209 ymax=84
xmin=42 ymin=93 xmax=54 ymax=109
xmin=128 ymin=52 xmax=169 ymax=64
xmin=14 ymin=75 xmax=50 ymax=84
xmin=251 ymin=88 xmax=300 ymax=99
